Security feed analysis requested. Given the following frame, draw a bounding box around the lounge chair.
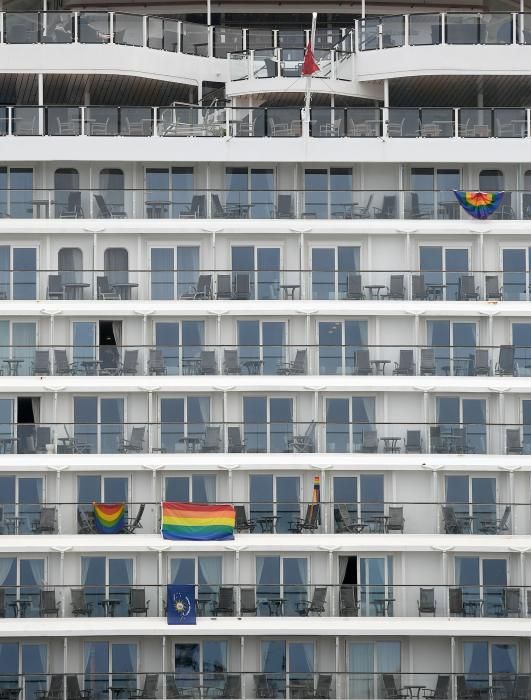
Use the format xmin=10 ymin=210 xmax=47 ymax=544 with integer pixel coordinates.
xmin=47 ymin=275 xmax=64 ymax=300
xmin=59 ymin=191 xmax=83 ymax=218
xmin=417 ymin=587 xmax=436 ymax=616
xmin=70 ymin=588 xmax=93 ymax=616
xmin=288 ymin=421 xmax=315 ymax=453
xmin=296 ymin=586 xmax=327 ymax=616
xmin=373 ymin=195 xmax=397 ymax=218
xmin=289 ymin=504 xmax=320 ymax=533
xmin=234 ymin=505 xmax=255 ymax=532
xmin=77 ymin=508 xmax=96 ymax=534
xmin=93 ymin=193 xmax=127 ymax=218
xmin=384 ymin=274 xmax=405 ymax=299
xmin=212 ymin=587 xmax=234 ymax=616
xmin=473 ymin=349 xmax=490 ymax=376
xmin=181 ymin=274 xmax=212 ymax=300
xmin=420 ymin=349 xmax=436 ymax=375
xmin=382 ymin=674 xmax=408 ymax=699
xmin=353 ymin=350 xmax=372 ymax=375
xmin=128 ymin=588 xmax=149 ymax=616
xmin=33 ymin=350 xmax=50 ymax=375
xmin=228 ymin=426 xmax=246 ymax=453
xmin=315 ymin=674 xmax=332 ymax=699
xmin=277 ymin=349 xmax=307 ymax=375
xmin=31 ymin=506 xmax=56 ymax=534
xmin=360 ymin=430 xmax=378 ymax=453
xmin=485 ymin=275 xmax=503 ymax=300
xmin=275 ymin=194 xmax=294 ymax=218
xmin=449 ymin=587 xmax=465 ymax=616
xmin=128 ymin=674 xmax=158 ymax=699
xmin=496 ymin=345 xmax=516 ymax=376
xmin=39 ymin=589 xmax=60 ymax=617
xmin=201 ymin=426 xmax=221 ymax=452
xmin=180 ymin=195 xmax=206 ymax=219
xmin=335 ymin=503 xmax=364 ymax=533
xmin=387 ymin=506 xmax=404 ymax=533
xmin=412 ymin=274 xmax=427 ymax=300
xmin=393 ymin=349 xmax=415 ymax=375
xmin=426 ymin=675 xmax=450 ymax=699
xmin=404 ymin=430 xmax=422 ymax=453
xmin=223 ymin=349 xmax=241 ymax=374
xmin=345 ymin=273 xmax=364 ymax=299
xmin=120 ymin=349 xmax=138 ymax=375
xmin=54 ymin=349 xmax=76 ymax=375
xmin=442 ymin=505 xmax=467 ymax=534
xmin=124 ymin=503 xmax=145 ymax=533
xmin=458 ymin=274 xmax=479 ymax=300
xmin=118 ymin=426 xmax=146 ymax=453
xmin=148 ymin=349 xmax=167 ymax=375
xmin=216 ymin=274 xmax=232 ymax=299
xmin=339 ymin=585 xmax=359 ymax=616
xmin=221 ymin=676 xmax=241 ymax=700
xmin=38 ymin=674 xmax=63 ymax=700
xmin=479 ymin=505 xmax=511 ymax=535
xmin=506 ymin=428 xmax=523 ymax=455
xmin=97 ymin=275 xmax=120 ymax=300
xmin=199 ymin=350 xmax=217 ymax=375
xmin=233 ymin=272 xmax=251 ymax=299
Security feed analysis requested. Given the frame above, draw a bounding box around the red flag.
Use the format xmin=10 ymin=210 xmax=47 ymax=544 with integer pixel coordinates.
xmin=301 ymin=43 xmax=319 ymax=76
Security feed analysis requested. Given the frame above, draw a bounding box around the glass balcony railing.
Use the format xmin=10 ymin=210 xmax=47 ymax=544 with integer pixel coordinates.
xmin=2 ymin=672 xmax=515 ymax=700
xmin=0 ymin=344 xmax=527 ymax=378
xmin=0 ymin=269 xmax=526 ymax=301
xmin=0 ymin=582 xmax=528 ymax=619
xmin=0 ymin=189 xmax=526 ymax=220
xmin=0 ymin=500 xmax=519 ymax=537
xmin=2 ymin=105 xmax=531 ymax=140
xmin=0 ymin=421 xmax=527 ymax=455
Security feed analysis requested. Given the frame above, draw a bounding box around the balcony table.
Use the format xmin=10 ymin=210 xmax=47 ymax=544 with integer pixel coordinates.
xmin=0 ymin=437 xmax=18 ymax=454
xmin=9 ymin=599 xmax=31 ymax=617
xmin=146 ymin=200 xmax=171 ymax=219
xmin=426 ymin=283 xmax=446 ymax=300
xmin=363 ymin=515 xmax=388 ymax=533
xmin=80 ymin=359 xmax=103 ymax=375
xmin=0 ymin=689 xmax=21 ymax=700
xmin=31 ymin=199 xmax=53 ymax=219
xmin=182 ymin=359 xmax=202 ymax=375
xmin=370 ymin=359 xmax=390 ymax=375
xmin=2 ymin=358 xmax=24 ymax=376
xmin=265 ymin=597 xmax=286 ymax=616
xmin=99 ymin=598 xmax=121 ymax=617
xmin=279 ymin=284 xmax=301 ymax=300
xmin=403 ymin=685 xmax=426 ymax=698
xmin=107 ymin=689 xmax=129 ymax=698
xmin=178 ymin=436 xmax=202 ymax=453
xmin=372 ymin=597 xmax=395 ymax=616
xmin=380 ymin=436 xmax=401 ymax=453
xmin=243 ymin=359 xmax=263 ymax=375
xmin=463 ymin=599 xmax=483 ymax=617
xmin=364 ymin=284 xmax=386 ymax=299
xmin=256 ymin=515 xmax=279 ymax=533
xmin=4 ymin=515 xmax=26 ymax=535
xmin=111 ymin=282 xmax=139 ymax=300
xmin=63 ymin=282 xmax=90 ymax=300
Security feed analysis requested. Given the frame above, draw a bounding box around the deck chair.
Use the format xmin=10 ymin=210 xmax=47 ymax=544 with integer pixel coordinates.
xmin=165 ymin=675 xmax=182 ymax=700
xmin=77 ymin=508 xmax=96 ymax=534
xmin=430 ymin=426 xmax=444 ymax=453
xmin=70 ymin=588 xmax=93 ymax=616
xmin=412 ymin=274 xmax=427 ymax=300
xmin=254 ymin=675 xmax=274 ymax=699
xmin=496 ymin=345 xmax=516 ymax=376
xmin=289 ymin=504 xmax=320 ymax=533
xmin=442 ymin=505 xmax=464 ymax=534
xmin=276 ymin=194 xmax=294 ymax=218
xmin=373 ymin=195 xmax=397 ymax=219
xmin=382 ymin=674 xmax=408 ymax=699
xmin=404 ymin=430 xmax=422 ymax=453
xmin=485 ymin=275 xmax=503 ymax=300
xmin=420 ymin=348 xmax=436 ymax=375
xmin=418 ymin=588 xmax=436 ymax=616
xmin=288 ymin=421 xmax=316 ymax=453
xmin=314 ymin=675 xmax=332 ymax=700
xmin=224 ymin=349 xmax=241 ymax=374
xmin=212 ymin=586 xmax=234 ymax=616
xmin=33 ymin=350 xmax=50 ymax=375
xmin=97 ymin=275 xmax=120 ymax=300
xmin=119 ymin=426 xmax=146 ymax=453
xmin=47 ymin=274 xmax=64 ymax=300
xmin=296 ymin=586 xmax=327 ymax=616
xmin=120 ymin=349 xmax=138 ymax=375
xmin=406 ymin=192 xmax=430 ymax=219
xmin=128 ymin=674 xmax=158 ymax=699
xmin=54 ymin=349 xmax=76 ymax=375
xmin=124 ymin=503 xmax=145 ymax=533
xmin=180 ymin=195 xmax=206 ymax=219
xmin=199 ymin=350 xmax=217 ymax=375
xmin=228 ymin=426 xmax=246 ymax=453
xmin=449 ymin=587 xmax=465 ymax=616
xmin=353 ymin=349 xmax=372 ymax=375
xmin=32 ymin=506 xmax=56 ymax=534
xmin=473 ymin=349 xmax=490 ymax=376
xmin=339 ymin=585 xmax=359 ymax=616
xmin=39 ymin=589 xmax=60 ymax=617
xmin=148 ymin=349 xmax=167 ymax=375
xmin=181 ymin=274 xmax=212 ymax=300
xmin=128 ymin=588 xmax=149 ymax=616
xmin=480 ymin=505 xmax=511 ymax=535
xmin=506 ymin=428 xmax=523 ymax=455
xmin=514 ymin=675 xmax=531 ymax=699
xmin=429 ymin=676 xmax=450 ymax=699
xmin=35 ymin=427 xmax=52 ymax=453
xmin=201 ymin=426 xmax=221 ymax=452
xmin=393 ymin=349 xmax=415 ymax=375
xmin=335 ymin=503 xmax=363 ymax=533
xmin=277 ymin=349 xmax=307 ymax=375
xmin=387 ymin=506 xmax=404 ymax=533
xmin=234 ymin=505 xmax=255 ymax=532
xmin=385 ymin=274 xmax=405 ymax=299
xmin=67 ymin=675 xmax=87 ymax=700
xmin=0 ymin=589 xmax=5 ymax=617
xmin=345 ymin=273 xmax=364 ymax=299
xmin=240 ymin=587 xmax=257 ymax=615
xmin=59 ymin=191 xmax=83 ymax=218
xmin=456 ymin=676 xmax=481 ymax=700
xmin=501 ymin=587 xmax=520 ymax=617
xmin=94 ymin=194 xmax=127 ymax=218
xmin=39 ymin=674 xmax=63 ymax=700
xmin=216 ymin=274 xmax=232 ymax=299
xmin=211 ymin=193 xmax=232 ymax=218
xmin=233 ymin=272 xmax=251 ymax=299
xmin=361 ymin=430 xmax=378 ymax=453
xmin=458 ymin=274 xmax=479 ymax=300
xmin=222 ymin=676 xmax=241 ymax=700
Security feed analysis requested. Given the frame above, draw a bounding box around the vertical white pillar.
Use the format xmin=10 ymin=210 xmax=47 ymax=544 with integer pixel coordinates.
xmin=38 ymin=73 xmax=44 ymax=135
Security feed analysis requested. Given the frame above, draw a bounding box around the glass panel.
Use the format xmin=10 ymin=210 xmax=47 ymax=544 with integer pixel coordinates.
xmin=177 ymin=247 xmax=200 ymax=300
xmin=352 ymin=397 xmax=375 ymax=451
xmin=453 ymin=323 xmax=476 ymax=376
xmin=18 ymin=478 xmax=42 ymax=535
xmin=482 ymin=559 xmax=506 ymax=616
xmin=108 ymin=559 xmax=133 ymax=617
xmin=257 ymin=248 xmax=280 ymax=300
xmin=464 ymin=641 xmax=489 ymax=689
xmin=472 ymin=478 xmax=496 ymax=534
xmin=251 ymin=170 xmax=274 ymax=219
xmin=361 ymin=474 xmax=384 ymax=522
xmin=82 ymin=557 xmax=106 ymax=616
xmin=13 ymin=248 xmax=36 ymax=300
xmin=360 ymin=557 xmax=385 ymax=616
xmin=165 ymin=477 xmax=189 ymax=502
xmin=456 ymin=557 xmax=480 ymax=611
xmin=445 ymin=248 xmax=469 ymax=301
xmin=262 ymin=639 xmax=286 ymax=697
xmin=463 ymin=399 xmax=486 ymax=454
xmin=85 ymin=641 xmax=109 ymax=700
xmin=319 ymin=321 xmax=342 ymax=375
xmin=203 ymin=641 xmax=227 ymax=695
xmin=312 ymin=248 xmax=335 ymax=300
xmin=172 ymin=168 xmax=194 ymax=218
xmin=182 ymin=320 xmax=204 ymax=369
xmin=160 ymin=398 xmax=184 ymax=452
xmin=12 ymin=322 xmax=36 ymax=376
xmin=111 ymin=644 xmax=137 ymax=697
xmin=10 ymin=169 xmax=33 ymax=219
xmin=74 ymin=397 xmax=98 ymax=454
xmin=446 ymin=475 xmax=470 ymax=520
xmin=175 ymin=644 xmax=200 ymax=691
xmin=330 ymin=168 xmax=353 ymax=219
xmin=420 ymin=246 xmax=443 ymax=288
xmin=0 ymin=643 xmax=18 ymax=690
xmin=513 ymin=323 xmax=531 ymax=375
xmin=74 ymin=322 xmax=96 ymax=368
xmin=339 ymin=247 xmax=360 ymax=299
xmin=305 ymin=169 xmax=328 ymax=219
xmin=283 ymin=558 xmax=307 ymax=616
xmin=22 ymin=644 xmax=47 ymax=700
xmin=250 ymin=474 xmax=273 ymax=524
xmin=270 ymin=398 xmax=293 ymax=453
xmin=276 ymin=476 xmax=299 ymax=534
xmin=155 ymin=322 xmax=179 ymax=375
xmin=244 ymin=397 xmax=267 ymax=453
xmin=492 ymin=644 xmax=516 ymax=675
xmin=349 ymin=642 xmax=374 ymax=699
xmin=19 ymin=558 xmax=44 ymax=616
xmin=151 ymin=248 xmax=174 ymax=300
xmin=100 ymin=398 xmax=124 ymax=454
xmin=503 ymin=249 xmax=526 ymax=300
xmin=326 ymin=398 xmax=349 ymax=452
xmin=0 ymin=246 xmax=10 ymax=299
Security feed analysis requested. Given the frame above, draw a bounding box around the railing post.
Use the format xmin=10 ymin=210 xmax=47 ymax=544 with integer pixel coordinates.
xmin=153 ymin=106 xmax=158 ymax=136
xmin=513 ymin=12 xmax=518 ymax=44
xmin=73 ymin=12 xmax=78 ymax=43
xmin=142 ymin=14 xmax=148 ymax=48
xmin=242 ymin=27 xmax=247 ymax=52
xmin=404 ymin=14 xmax=409 ymax=46
xmin=249 ymin=49 xmax=254 ymax=80
xmin=454 ymin=107 xmax=459 ymax=138
xmin=378 ymin=20 xmax=383 ymax=50
xmin=354 ymin=19 xmax=359 ymax=52
xmin=7 ymin=106 xmax=12 ymax=136
xmin=441 ymin=12 xmax=446 ymax=44
xmin=0 ymin=12 xmax=4 ymax=44
xmin=331 ymin=50 xmax=336 ymax=80
xmin=207 ymin=25 xmax=214 ymax=57
xmin=109 ymin=12 xmax=114 ymax=43
xmin=527 ymin=108 xmax=530 ymax=138
xmin=176 ymin=21 xmax=182 ymax=53
xmin=80 ymin=106 xmax=85 ymax=136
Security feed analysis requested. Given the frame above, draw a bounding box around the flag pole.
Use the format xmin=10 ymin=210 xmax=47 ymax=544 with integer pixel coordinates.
xmin=303 ymin=12 xmax=318 ymax=137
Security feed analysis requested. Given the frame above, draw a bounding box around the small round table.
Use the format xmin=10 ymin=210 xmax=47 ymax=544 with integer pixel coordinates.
xmin=371 ymin=359 xmax=390 ymax=375
xmin=364 ymin=285 xmax=386 ymax=300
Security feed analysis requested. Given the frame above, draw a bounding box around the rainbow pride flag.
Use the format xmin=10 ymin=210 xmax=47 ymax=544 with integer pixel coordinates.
xmin=161 ymin=502 xmax=235 ymax=541
xmin=93 ymin=503 xmax=126 ymax=534
xmin=454 ymin=191 xmax=504 ymax=220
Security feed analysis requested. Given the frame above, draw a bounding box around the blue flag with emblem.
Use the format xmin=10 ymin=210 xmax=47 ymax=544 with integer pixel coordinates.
xmin=166 ymin=584 xmax=196 ymax=625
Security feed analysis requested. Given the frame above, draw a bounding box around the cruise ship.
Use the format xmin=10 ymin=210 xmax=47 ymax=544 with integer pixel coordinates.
xmin=2 ymin=1 xmax=531 ymax=699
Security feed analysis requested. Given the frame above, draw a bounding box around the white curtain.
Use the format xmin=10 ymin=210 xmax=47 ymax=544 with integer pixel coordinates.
xmin=111 ymin=321 xmax=123 ymax=349
xmin=25 ymin=559 xmax=44 ymax=585
xmin=198 ymin=557 xmax=221 ymax=588
xmin=13 ymin=323 xmax=36 ymax=375
xmin=0 ymin=557 xmax=15 ymax=585
xmin=58 ymin=248 xmax=82 ymax=284
xmin=31 ymin=398 xmax=40 ymax=426
xmin=339 ymin=557 xmax=349 ymax=584
xmin=104 ymin=248 xmax=128 ymax=286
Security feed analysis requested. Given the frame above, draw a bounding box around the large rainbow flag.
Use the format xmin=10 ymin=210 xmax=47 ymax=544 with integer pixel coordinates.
xmin=454 ymin=191 xmax=504 ymax=220
xmin=93 ymin=503 xmax=126 ymax=534
xmin=161 ymin=502 xmax=235 ymax=541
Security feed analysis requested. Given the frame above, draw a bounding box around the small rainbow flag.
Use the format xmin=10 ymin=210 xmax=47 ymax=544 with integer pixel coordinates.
xmin=454 ymin=191 xmax=504 ymax=220
xmin=93 ymin=503 xmax=126 ymax=534
xmin=312 ymin=475 xmax=321 ymax=504
xmin=161 ymin=502 xmax=235 ymax=541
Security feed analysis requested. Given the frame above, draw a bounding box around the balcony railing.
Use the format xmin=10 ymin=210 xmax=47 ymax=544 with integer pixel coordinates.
xmin=0 ymin=672 xmax=507 ymax=700
xmin=1 ymin=344 xmax=529 ymax=378
xmin=0 ymin=421 xmax=528 ymax=455
xmin=0 ymin=583 xmax=528 ymax=619
xmin=5 ymin=105 xmax=531 ymax=140
xmin=0 ymin=500 xmax=518 ymax=537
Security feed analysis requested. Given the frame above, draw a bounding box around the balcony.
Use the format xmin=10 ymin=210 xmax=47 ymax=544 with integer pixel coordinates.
xmin=0 ymin=500 xmax=518 ymax=537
